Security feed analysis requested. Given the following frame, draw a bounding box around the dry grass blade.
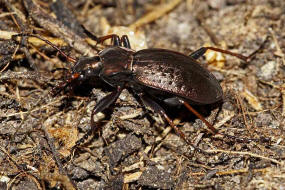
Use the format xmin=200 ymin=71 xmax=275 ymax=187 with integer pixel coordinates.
xmin=129 ymin=0 xmax=183 ymax=30
xmin=23 ymin=0 xmax=96 ymax=56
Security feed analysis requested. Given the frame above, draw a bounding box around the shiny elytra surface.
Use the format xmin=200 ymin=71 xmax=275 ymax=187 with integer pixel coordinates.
xmin=132 ymin=49 xmax=223 ymax=104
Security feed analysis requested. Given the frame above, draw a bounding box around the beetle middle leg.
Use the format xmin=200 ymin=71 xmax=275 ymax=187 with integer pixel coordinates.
xmin=121 ymin=35 xmax=131 ymax=49
xmin=93 ymin=34 xmax=131 ymax=48
xmin=82 ymin=24 xmax=131 ymax=48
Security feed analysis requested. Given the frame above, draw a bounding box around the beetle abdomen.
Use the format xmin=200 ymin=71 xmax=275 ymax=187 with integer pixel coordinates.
xmin=132 ymin=49 xmax=223 ymax=104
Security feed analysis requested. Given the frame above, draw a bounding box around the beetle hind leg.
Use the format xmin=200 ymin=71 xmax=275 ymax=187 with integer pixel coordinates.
xmin=189 ymin=47 xmax=208 ymax=60
xmin=189 ymin=36 xmax=268 ymax=62
xmin=138 ymin=93 xmax=204 ymax=152
xmin=178 ymin=99 xmax=218 ymax=134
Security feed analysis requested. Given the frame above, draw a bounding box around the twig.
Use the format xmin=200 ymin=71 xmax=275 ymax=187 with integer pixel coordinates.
xmin=0 ymin=70 xmax=48 ymax=81
xmin=23 ymin=0 xmax=96 ymax=56
xmin=0 ymin=96 xmax=65 ymax=118
xmin=124 ymin=171 xmax=142 ymax=183
xmin=269 ymin=28 xmax=285 ymax=66
xmin=213 ymin=110 xmax=235 ymax=129
xmin=190 ymin=167 xmax=269 ymax=176
xmin=0 ymin=12 xmax=16 ymax=18
xmin=129 ymin=0 xmax=183 ymax=30
xmin=204 ymin=149 xmax=282 ymax=165
xmin=3 ymin=0 xmax=38 ymax=70
xmin=236 ymin=94 xmax=254 ymax=135
xmin=0 ymin=43 xmax=19 ymax=73
xmin=196 ymin=12 xmax=220 ymax=45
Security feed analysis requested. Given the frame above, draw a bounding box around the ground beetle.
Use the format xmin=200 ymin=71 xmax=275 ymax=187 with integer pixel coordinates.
xmin=16 ymin=33 xmax=259 ymax=149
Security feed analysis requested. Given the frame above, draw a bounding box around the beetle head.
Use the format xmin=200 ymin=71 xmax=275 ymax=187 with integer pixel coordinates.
xmin=72 ymin=56 xmax=101 ymax=73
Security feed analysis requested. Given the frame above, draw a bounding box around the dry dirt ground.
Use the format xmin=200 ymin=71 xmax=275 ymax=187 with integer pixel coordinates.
xmin=0 ymin=0 xmax=285 ymax=189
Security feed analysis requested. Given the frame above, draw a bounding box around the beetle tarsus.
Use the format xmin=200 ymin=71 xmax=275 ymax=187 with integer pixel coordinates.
xmin=81 ymin=24 xmax=99 ymax=41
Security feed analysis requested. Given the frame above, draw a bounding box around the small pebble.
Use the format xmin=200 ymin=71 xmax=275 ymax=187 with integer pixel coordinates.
xmin=258 ymin=61 xmax=277 ymax=80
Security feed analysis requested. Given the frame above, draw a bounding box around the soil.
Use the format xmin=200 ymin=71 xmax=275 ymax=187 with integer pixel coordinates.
xmin=0 ymin=0 xmax=284 ymax=189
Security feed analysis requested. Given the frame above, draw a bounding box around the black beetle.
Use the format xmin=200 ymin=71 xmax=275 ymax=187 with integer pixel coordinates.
xmin=16 ymin=33 xmax=257 ymax=148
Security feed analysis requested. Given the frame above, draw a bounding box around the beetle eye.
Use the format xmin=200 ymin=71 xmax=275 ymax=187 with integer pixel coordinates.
xmin=86 ymin=69 xmax=92 ymax=74
xmin=79 ymin=74 xmax=85 ymax=80
xmin=92 ymin=61 xmax=102 ymax=69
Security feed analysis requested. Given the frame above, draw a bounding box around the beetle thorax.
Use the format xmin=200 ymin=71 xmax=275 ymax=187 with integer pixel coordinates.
xmin=98 ymin=46 xmax=135 ymax=76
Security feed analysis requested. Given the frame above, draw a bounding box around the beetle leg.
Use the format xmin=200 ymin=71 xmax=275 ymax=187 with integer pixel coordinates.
xmin=94 ymin=34 xmax=122 ymax=46
xmin=190 ymin=36 xmax=268 ymax=62
xmin=178 ymin=99 xmax=217 ymax=134
xmin=91 ymin=86 xmax=124 ymax=126
xmin=74 ymin=86 xmax=124 ymax=148
xmin=81 ymin=24 xmax=99 ymax=41
xmin=180 ymin=100 xmax=269 ymax=144
xmin=138 ymin=93 xmax=204 ymax=152
xmin=82 ymin=25 xmax=124 ymax=47
xmin=12 ymin=34 xmax=77 ymax=63
xmin=190 ymin=47 xmax=253 ymax=61
xmin=111 ymin=35 xmax=122 ymax=46
xmin=189 ymin=47 xmax=208 ymax=60
xmin=121 ymin=35 xmax=131 ymax=49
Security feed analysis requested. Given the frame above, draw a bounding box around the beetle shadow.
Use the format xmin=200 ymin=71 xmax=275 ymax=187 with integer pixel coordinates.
xmin=67 ymin=77 xmax=112 ymax=96
xmin=66 ymin=79 xmax=224 ymax=142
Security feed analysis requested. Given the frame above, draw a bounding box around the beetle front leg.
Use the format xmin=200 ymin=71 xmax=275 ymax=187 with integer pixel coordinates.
xmin=73 ymin=86 xmax=124 ymax=148
xmin=82 ymin=24 xmax=121 ymax=46
xmin=98 ymin=34 xmax=131 ymax=48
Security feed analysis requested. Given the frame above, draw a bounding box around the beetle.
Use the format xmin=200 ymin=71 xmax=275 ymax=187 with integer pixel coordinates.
xmin=15 ymin=33 xmax=256 ymax=149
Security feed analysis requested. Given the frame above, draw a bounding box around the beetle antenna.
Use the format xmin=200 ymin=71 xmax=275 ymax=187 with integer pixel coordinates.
xmin=13 ymin=33 xmax=77 ymax=63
